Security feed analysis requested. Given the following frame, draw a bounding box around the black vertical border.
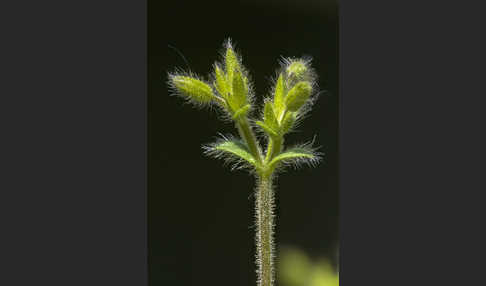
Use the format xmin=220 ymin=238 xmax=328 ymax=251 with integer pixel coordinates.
xmin=2 ymin=0 xmax=147 ymax=285
xmin=341 ymin=0 xmax=485 ymax=284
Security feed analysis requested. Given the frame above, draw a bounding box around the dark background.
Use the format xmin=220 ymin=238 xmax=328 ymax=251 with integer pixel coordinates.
xmin=148 ymin=0 xmax=339 ymax=285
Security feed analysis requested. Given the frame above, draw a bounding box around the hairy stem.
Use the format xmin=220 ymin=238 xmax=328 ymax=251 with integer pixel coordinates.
xmin=255 ymin=174 xmax=275 ymax=286
xmin=237 ymin=117 xmax=263 ymax=165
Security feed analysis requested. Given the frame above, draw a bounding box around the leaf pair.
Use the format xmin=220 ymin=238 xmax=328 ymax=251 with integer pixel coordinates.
xmin=257 ymin=101 xmax=297 ymax=138
xmin=206 ymin=137 xmax=319 ymax=174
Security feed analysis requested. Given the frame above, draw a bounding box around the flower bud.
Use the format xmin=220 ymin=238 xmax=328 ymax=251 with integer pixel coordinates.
xmin=285 ymin=81 xmax=312 ymax=112
xmin=286 ymin=60 xmax=308 ymax=79
xmin=171 ymin=75 xmax=215 ymax=104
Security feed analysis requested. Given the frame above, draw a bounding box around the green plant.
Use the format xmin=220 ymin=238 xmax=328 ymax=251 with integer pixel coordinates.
xmin=278 ymin=247 xmax=339 ymax=286
xmin=168 ymin=39 xmax=321 ymax=286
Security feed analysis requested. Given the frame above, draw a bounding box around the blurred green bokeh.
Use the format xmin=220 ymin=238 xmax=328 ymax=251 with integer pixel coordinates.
xmin=278 ymin=247 xmax=339 ymax=286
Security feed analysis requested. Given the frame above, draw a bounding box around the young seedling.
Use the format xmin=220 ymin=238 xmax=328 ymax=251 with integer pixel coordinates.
xmin=168 ymin=39 xmax=322 ymax=286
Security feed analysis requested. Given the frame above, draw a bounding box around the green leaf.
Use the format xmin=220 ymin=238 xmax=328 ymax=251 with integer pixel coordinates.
xmin=204 ymin=138 xmax=258 ymax=169
xmin=280 ymin=111 xmax=296 ymax=134
xmin=228 ymin=69 xmax=248 ymax=112
xmin=225 ymin=46 xmax=238 ymax=84
xmin=256 ymin=121 xmax=278 ymax=138
xmin=273 ymin=73 xmax=286 ymax=118
xmin=232 ymin=104 xmax=251 ymax=120
xmin=268 ymin=146 xmax=320 ymax=172
xmin=214 ymin=64 xmax=229 ymax=99
xmin=263 ymin=101 xmax=278 ymax=130
xmin=285 ymin=81 xmax=312 ymax=112
xmin=170 ymin=75 xmax=215 ymax=104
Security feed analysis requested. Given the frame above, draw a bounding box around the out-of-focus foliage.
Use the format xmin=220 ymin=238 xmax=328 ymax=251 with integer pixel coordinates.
xmin=278 ymin=247 xmax=339 ymax=286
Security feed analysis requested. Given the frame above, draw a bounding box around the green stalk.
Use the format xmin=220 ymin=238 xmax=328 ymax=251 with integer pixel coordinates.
xmin=263 ymin=107 xmax=287 ymax=164
xmin=255 ymin=174 xmax=275 ymax=286
xmin=237 ymin=117 xmax=263 ymax=165
xmin=237 ymin=115 xmax=279 ymax=286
